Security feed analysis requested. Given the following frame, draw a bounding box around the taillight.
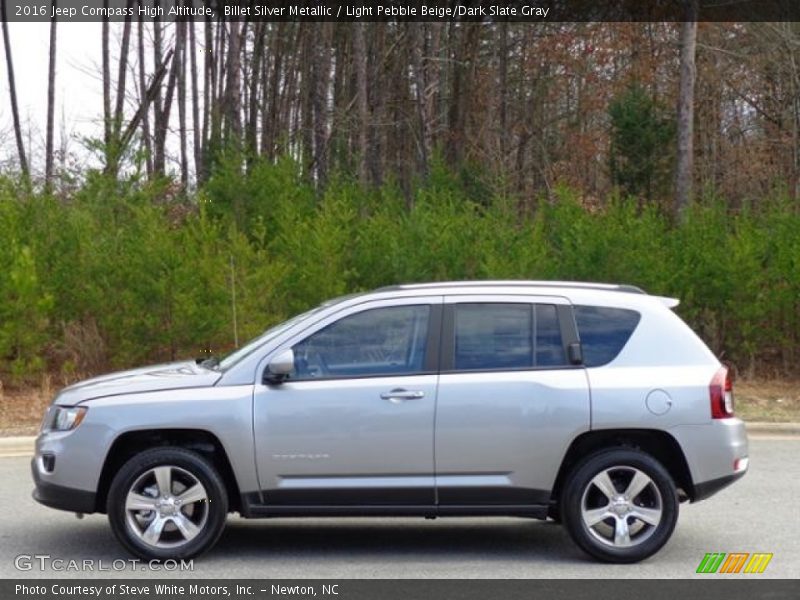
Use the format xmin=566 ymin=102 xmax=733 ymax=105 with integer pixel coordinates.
xmin=710 ymin=366 xmax=735 ymax=419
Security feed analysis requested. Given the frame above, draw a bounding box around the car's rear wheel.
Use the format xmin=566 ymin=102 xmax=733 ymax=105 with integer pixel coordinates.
xmin=560 ymin=448 xmax=678 ymax=563
xmin=107 ymin=447 xmax=228 ymax=560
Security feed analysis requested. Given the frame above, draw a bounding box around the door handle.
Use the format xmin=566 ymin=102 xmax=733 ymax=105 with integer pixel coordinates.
xmin=380 ymin=389 xmax=425 ymax=403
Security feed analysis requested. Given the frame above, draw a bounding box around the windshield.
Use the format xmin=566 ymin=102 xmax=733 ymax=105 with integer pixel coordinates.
xmin=213 ymin=292 xmax=364 ymax=371
xmin=216 ymin=306 xmax=323 ymax=370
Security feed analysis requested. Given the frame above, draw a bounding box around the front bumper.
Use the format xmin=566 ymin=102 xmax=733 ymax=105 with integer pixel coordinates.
xmin=31 ymin=456 xmax=96 ymax=513
xmin=31 ymin=418 xmax=109 ymax=514
xmin=31 ymin=457 xmax=96 ymax=513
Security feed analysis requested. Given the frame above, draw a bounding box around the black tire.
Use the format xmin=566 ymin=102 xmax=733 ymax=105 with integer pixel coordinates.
xmin=560 ymin=448 xmax=679 ymax=563
xmin=107 ymin=447 xmax=228 ymax=560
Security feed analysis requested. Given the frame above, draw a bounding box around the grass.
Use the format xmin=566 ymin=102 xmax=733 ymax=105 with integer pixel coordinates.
xmin=734 ymin=379 xmax=800 ymax=423
xmin=1 ymin=379 xmax=798 ymax=436
xmin=0 ymin=383 xmax=53 ymax=436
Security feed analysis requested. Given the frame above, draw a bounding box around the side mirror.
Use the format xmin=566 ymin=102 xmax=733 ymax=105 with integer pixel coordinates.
xmin=264 ymin=349 xmax=294 ymax=384
xmin=567 ymin=342 xmax=583 ymax=365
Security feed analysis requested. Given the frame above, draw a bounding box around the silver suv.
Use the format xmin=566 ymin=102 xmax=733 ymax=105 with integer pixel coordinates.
xmin=32 ymin=281 xmax=748 ymax=563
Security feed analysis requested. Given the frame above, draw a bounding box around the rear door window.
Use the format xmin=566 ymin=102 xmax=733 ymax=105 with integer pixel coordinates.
xmin=454 ymin=304 xmax=532 ymax=370
xmin=574 ymin=305 xmax=641 ymax=367
xmin=452 ymin=303 xmax=569 ymax=371
xmin=535 ymin=304 xmax=567 ymax=366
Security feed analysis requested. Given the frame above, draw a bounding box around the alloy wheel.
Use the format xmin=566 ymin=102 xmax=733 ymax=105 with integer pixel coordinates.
xmin=124 ymin=465 xmax=209 ymax=549
xmin=579 ymin=465 xmax=663 ymax=548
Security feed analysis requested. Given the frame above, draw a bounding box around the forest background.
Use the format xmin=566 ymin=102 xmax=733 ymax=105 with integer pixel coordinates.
xmin=1 ymin=19 xmax=799 ymax=426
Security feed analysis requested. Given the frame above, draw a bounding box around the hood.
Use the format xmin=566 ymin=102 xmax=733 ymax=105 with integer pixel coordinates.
xmin=54 ymin=361 xmax=223 ymax=405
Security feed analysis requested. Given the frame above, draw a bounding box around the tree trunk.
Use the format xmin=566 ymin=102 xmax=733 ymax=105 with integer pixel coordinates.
xmin=247 ymin=21 xmax=266 ymax=164
xmin=353 ymin=23 xmax=369 ymax=185
xmin=104 ymin=2 xmax=132 ymax=178
xmin=225 ymin=20 xmax=243 ymax=149
xmin=1 ymin=5 xmax=29 ymax=180
xmin=498 ymin=21 xmax=509 ymax=158
xmin=675 ymin=3 xmax=698 ymax=219
xmin=188 ymin=14 xmax=202 ymax=183
xmin=45 ymin=4 xmax=58 ymax=191
xmin=154 ymin=18 xmax=180 ymax=177
xmin=299 ymin=25 xmax=314 ymax=175
xmin=428 ymin=23 xmax=443 ymax=153
xmin=113 ymin=3 xmax=133 ymax=139
xmin=102 ymin=3 xmax=111 ymax=156
xmin=207 ymin=19 xmax=225 ymax=166
xmin=366 ymin=24 xmax=385 ymax=186
xmin=446 ymin=23 xmax=480 ymax=168
xmin=200 ymin=16 xmax=213 ymax=180
xmin=329 ymin=25 xmax=346 ymax=171
xmin=117 ymin=49 xmax=173 ymax=161
xmin=225 ymin=20 xmax=245 ymax=222
xmin=177 ymin=20 xmax=188 ymax=188
xmin=137 ymin=5 xmax=152 ymax=177
xmin=264 ymin=23 xmax=286 ymax=160
xmin=152 ymin=5 xmax=165 ymax=175
xmin=312 ymin=22 xmax=332 ymax=186
xmin=282 ymin=25 xmax=301 ymax=158
xmin=411 ymin=23 xmax=430 ymax=179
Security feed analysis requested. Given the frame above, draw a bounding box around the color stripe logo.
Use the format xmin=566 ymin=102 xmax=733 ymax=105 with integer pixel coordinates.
xmin=696 ymin=552 xmax=773 ymax=574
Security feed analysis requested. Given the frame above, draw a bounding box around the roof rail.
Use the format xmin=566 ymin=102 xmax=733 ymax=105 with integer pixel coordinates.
xmin=374 ymin=280 xmax=647 ymax=295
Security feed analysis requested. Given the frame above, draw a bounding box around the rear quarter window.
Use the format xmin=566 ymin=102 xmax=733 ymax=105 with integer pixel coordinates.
xmin=574 ymin=305 xmax=641 ymax=367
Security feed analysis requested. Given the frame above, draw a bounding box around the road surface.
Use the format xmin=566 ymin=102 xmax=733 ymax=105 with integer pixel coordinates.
xmin=1 ymin=437 xmax=796 ymax=579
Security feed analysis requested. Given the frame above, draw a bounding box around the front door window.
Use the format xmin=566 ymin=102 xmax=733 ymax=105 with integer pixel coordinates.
xmin=292 ymin=305 xmax=431 ymax=380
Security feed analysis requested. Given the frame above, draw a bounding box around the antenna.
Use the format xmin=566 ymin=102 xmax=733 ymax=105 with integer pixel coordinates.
xmin=230 ymin=254 xmax=239 ymax=348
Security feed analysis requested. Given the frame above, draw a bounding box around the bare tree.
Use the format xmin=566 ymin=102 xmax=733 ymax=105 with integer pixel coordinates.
xmin=311 ymin=22 xmax=333 ymax=185
xmin=151 ymin=3 xmax=167 ymax=175
xmin=411 ymin=24 xmax=431 ymax=179
xmin=675 ymin=1 xmax=698 ymax=218
xmin=177 ymin=19 xmax=188 ymax=188
xmin=113 ymin=2 xmax=133 ymax=139
xmin=102 ymin=3 xmax=111 ymax=153
xmin=446 ymin=23 xmax=480 ymax=167
xmin=45 ymin=2 xmax=58 ymax=191
xmin=1 ymin=4 xmax=30 ymax=180
xmin=224 ymin=20 xmax=243 ymax=148
xmin=104 ymin=2 xmax=133 ymax=178
xmin=246 ymin=21 xmax=266 ymax=165
xmin=199 ymin=16 xmax=214 ymax=181
xmin=117 ymin=50 xmax=174 ymax=165
xmin=14 ymin=18 xmax=797 ymax=206
xmin=262 ymin=23 xmax=288 ymax=161
xmin=137 ymin=3 xmax=153 ymax=176
xmin=353 ymin=23 xmax=369 ymax=184
xmin=497 ymin=22 xmax=509 ymax=158
xmin=188 ymin=15 xmax=202 ymax=181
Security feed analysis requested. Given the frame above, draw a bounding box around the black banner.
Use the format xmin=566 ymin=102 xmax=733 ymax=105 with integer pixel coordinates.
xmin=4 ymin=579 xmax=800 ymax=600
xmin=4 ymin=0 xmax=800 ymax=23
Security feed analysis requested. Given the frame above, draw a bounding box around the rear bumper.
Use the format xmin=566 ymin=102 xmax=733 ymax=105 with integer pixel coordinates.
xmin=693 ymin=470 xmax=747 ymax=502
xmin=31 ymin=458 xmax=96 ymax=513
xmin=669 ymin=418 xmax=748 ymax=502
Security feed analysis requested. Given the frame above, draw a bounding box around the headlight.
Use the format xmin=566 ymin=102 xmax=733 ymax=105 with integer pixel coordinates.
xmin=42 ymin=406 xmax=88 ymax=432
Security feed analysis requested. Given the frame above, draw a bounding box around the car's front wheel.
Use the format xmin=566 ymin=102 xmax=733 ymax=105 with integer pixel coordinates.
xmin=107 ymin=447 xmax=228 ymax=560
xmin=560 ymin=448 xmax=679 ymax=563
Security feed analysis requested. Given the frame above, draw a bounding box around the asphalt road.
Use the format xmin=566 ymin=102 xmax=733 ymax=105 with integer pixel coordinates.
xmin=1 ymin=437 xmax=797 ymax=579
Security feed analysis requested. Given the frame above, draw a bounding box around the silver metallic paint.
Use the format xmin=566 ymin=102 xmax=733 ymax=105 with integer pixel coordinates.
xmin=34 ymin=281 xmax=748 ymax=514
